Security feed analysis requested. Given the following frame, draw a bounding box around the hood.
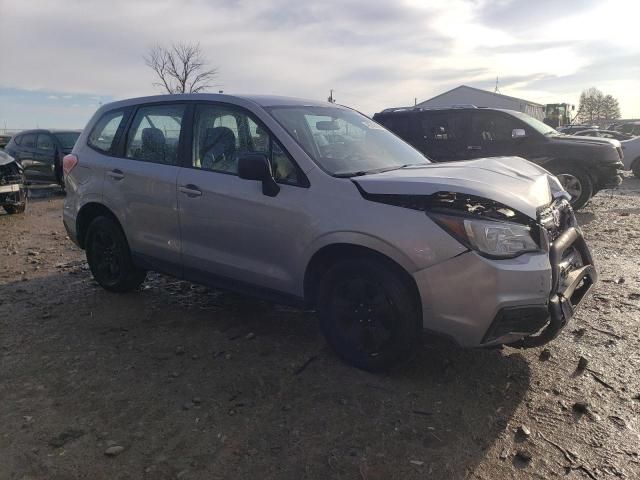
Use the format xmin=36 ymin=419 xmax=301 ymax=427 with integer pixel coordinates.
xmin=551 ymin=134 xmax=621 ymax=148
xmin=353 ymin=156 xmax=566 ymax=219
xmin=0 ymin=150 xmax=17 ymax=167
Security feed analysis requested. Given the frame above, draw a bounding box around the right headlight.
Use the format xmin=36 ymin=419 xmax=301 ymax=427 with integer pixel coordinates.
xmin=428 ymin=213 xmax=541 ymax=259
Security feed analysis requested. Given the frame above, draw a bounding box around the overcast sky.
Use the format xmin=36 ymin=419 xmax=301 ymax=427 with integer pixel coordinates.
xmin=1 ymin=0 xmax=639 ymax=129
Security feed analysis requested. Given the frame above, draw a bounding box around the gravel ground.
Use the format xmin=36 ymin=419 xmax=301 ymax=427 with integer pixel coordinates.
xmin=1 ymin=177 xmax=639 ymax=480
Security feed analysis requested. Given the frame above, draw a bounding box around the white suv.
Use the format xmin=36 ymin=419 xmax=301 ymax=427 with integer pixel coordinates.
xmin=63 ymin=94 xmax=597 ymax=370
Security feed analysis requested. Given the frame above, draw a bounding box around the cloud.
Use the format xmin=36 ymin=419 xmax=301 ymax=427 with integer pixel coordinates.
xmin=0 ymin=0 xmax=639 ymax=127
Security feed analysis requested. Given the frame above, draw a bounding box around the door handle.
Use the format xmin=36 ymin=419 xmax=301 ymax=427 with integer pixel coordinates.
xmin=107 ymin=169 xmax=125 ymax=180
xmin=467 ymin=146 xmax=482 ymax=150
xmin=179 ymin=184 xmax=202 ymax=197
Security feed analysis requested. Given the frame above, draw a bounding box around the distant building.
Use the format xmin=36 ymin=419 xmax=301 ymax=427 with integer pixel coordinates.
xmin=417 ymin=85 xmax=545 ymax=120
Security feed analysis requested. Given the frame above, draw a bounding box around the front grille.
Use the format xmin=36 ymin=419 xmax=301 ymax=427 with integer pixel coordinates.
xmin=538 ymin=198 xmax=573 ymax=242
xmin=0 ymin=162 xmax=22 ymax=185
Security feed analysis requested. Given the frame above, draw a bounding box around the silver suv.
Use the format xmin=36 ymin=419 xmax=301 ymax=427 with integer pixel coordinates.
xmin=63 ymin=94 xmax=597 ymax=370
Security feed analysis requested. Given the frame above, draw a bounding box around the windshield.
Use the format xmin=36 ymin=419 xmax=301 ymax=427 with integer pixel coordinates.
xmin=53 ymin=132 xmax=81 ymax=150
xmin=508 ymin=111 xmax=558 ymax=136
xmin=267 ymin=106 xmax=429 ymax=176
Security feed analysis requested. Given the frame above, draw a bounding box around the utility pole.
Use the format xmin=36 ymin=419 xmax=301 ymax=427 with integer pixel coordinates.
xmin=328 ymin=89 xmax=335 ymax=103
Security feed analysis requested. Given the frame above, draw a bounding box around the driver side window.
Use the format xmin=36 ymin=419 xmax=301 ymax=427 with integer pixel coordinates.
xmin=192 ymin=104 xmax=302 ymax=185
xmin=472 ymin=113 xmax=523 ymax=142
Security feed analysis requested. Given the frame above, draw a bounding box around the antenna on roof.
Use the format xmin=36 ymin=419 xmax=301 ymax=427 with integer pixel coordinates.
xmin=328 ymin=89 xmax=335 ymax=103
xmin=494 ymin=76 xmax=501 ymax=94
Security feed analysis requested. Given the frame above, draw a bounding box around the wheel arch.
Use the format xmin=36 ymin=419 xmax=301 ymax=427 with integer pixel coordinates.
xmin=76 ymin=202 xmax=124 ymax=249
xmin=543 ymin=158 xmax=595 ymax=183
xmin=303 ymin=242 xmax=422 ymax=313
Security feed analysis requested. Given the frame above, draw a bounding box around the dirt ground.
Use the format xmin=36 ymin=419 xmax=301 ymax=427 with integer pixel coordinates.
xmin=1 ymin=177 xmax=639 ymax=480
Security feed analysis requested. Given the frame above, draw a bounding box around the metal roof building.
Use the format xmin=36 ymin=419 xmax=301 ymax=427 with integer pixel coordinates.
xmin=417 ymin=85 xmax=545 ymax=120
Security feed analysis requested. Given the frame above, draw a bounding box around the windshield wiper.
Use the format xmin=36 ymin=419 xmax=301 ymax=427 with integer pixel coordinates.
xmin=334 ymin=170 xmax=371 ymax=177
xmin=335 ymin=163 xmax=426 ymax=178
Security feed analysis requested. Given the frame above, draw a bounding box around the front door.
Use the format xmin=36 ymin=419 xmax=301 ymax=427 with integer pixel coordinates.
xmin=177 ymin=102 xmax=310 ymax=295
xmin=469 ymin=111 xmax=533 ymax=159
xmin=102 ymin=103 xmax=186 ymax=271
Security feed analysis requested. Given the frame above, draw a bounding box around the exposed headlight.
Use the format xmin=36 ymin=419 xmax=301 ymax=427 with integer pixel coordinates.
xmin=429 ymin=213 xmax=541 ymax=258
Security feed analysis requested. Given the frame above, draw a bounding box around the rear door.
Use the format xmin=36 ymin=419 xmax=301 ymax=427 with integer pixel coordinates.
xmin=102 ymin=102 xmax=186 ymax=272
xmin=415 ymin=111 xmax=469 ymax=162
xmin=33 ymin=133 xmax=58 ymax=182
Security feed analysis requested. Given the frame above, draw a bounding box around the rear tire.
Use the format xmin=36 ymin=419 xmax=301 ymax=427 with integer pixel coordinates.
xmin=317 ymin=257 xmax=421 ymax=371
xmin=85 ymin=216 xmax=146 ymax=292
xmin=551 ymin=165 xmax=593 ymax=210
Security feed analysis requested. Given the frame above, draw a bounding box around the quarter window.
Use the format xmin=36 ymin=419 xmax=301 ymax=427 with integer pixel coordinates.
xmin=36 ymin=134 xmax=54 ymax=151
xmin=88 ymin=110 xmax=126 ymax=153
xmin=125 ymin=104 xmax=185 ymax=165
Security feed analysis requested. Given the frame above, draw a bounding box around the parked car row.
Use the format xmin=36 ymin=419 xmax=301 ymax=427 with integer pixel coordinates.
xmin=573 ymin=129 xmax=634 ymax=141
xmin=373 ymin=106 xmax=625 ymax=209
xmin=62 ymin=93 xmax=598 ymax=370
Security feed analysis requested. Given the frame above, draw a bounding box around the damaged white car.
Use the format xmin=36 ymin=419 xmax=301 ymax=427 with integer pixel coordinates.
xmin=63 ymin=95 xmax=597 ymax=371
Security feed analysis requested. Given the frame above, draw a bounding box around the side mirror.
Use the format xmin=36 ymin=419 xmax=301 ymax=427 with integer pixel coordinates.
xmin=512 ymin=128 xmax=526 ymax=139
xmin=237 ymin=154 xmax=280 ymax=197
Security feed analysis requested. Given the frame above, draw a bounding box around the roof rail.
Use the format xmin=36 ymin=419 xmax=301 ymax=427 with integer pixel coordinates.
xmin=379 ymin=104 xmax=478 ymax=114
xmin=379 ymin=106 xmax=421 ymax=114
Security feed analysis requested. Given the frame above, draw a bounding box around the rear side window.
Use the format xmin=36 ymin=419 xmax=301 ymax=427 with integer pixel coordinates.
xmin=88 ymin=110 xmax=126 ymax=154
xmin=21 ymin=134 xmax=36 ymax=148
xmin=125 ymin=104 xmax=185 ymax=165
xmin=36 ymin=134 xmax=54 ymax=151
xmin=420 ymin=113 xmax=466 ymax=141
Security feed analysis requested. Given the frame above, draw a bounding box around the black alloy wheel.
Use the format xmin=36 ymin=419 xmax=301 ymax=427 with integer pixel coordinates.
xmin=86 ymin=216 xmax=146 ymax=292
xmin=317 ymin=258 xmax=420 ymax=371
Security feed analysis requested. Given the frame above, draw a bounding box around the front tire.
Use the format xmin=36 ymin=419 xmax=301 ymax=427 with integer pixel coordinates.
xmin=85 ymin=216 xmax=146 ymax=292
xmin=317 ymin=257 xmax=421 ymax=371
xmin=551 ymin=165 xmax=593 ymax=210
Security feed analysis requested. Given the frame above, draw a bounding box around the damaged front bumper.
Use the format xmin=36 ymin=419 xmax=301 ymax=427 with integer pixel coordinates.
xmin=413 ymin=198 xmax=597 ymax=348
xmin=0 ymin=161 xmax=26 ymax=207
xmin=489 ymin=225 xmax=597 ymax=348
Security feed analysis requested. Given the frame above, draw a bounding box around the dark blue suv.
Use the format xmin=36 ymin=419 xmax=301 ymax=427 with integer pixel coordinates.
xmin=4 ymin=129 xmax=81 ymax=187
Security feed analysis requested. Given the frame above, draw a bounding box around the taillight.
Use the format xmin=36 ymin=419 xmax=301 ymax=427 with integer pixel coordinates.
xmin=63 ymin=154 xmax=78 ymax=175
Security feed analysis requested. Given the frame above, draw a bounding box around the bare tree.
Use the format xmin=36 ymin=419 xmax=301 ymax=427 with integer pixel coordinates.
xmin=145 ymin=43 xmax=218 ymax=94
